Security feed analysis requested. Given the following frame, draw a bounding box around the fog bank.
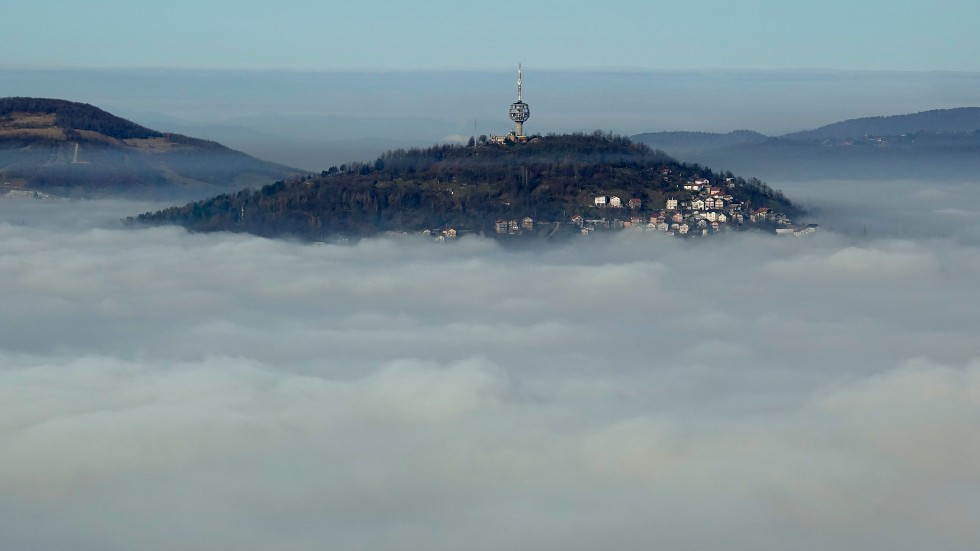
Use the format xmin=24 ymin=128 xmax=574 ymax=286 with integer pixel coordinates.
xmin=1 ymin=182 xmax=979 ymax=550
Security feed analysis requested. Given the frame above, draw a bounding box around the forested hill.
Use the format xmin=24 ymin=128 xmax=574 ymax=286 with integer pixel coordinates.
xmin=0 ymin=97 xmax=300 ymax=199
xmin=133 ymin=133 xmax=801 ymax=241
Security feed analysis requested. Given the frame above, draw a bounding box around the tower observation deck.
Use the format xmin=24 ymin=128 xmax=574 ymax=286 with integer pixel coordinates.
xmin=508 ymin=64 xmax=530 ymax=137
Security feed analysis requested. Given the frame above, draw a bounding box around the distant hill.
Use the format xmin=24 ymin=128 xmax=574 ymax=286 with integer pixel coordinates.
xmin=632 ymin=107 xmax=980 ymax=181
xmin=783 ymin=107 xmax=980 ymax=140
xmin=630 ymin=130 xmax=769 ymax=156
xmin=132 ymin=133 xmax=802 ymax=241
xmin=0 ymin=97 xmax=301 ymax=199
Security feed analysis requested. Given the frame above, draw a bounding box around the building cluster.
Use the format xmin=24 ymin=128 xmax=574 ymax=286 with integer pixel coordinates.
xmin=414 ymin=176 xmax=814 ymax=242
xmin=495 ymin=217 xmax=535 ymax=234
xmin=572 ymin=177 xmax=815 ymax=237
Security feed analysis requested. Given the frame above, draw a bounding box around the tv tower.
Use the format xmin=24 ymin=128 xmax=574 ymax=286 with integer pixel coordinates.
xmin=508 ymin=64 xmax=530 ymax=137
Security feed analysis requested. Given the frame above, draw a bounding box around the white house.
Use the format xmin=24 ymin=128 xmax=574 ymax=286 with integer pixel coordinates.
xmin=665 ymin=198 xmax=678 ymax=210
xmin=609 ymin=196 xmax=623 ymax=208
xmin=594 ymin=195 xmax=608 ymax=207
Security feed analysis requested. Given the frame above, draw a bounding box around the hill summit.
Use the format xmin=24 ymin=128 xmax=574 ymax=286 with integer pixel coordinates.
xmin=0 ymin=97 xmax=299 ymax=199
xmin=134 ymin=132 xmax=803 ymax=241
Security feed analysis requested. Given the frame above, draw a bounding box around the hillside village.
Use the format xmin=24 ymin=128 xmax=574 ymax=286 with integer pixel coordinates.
xmin=420 ymin=171 xmax=815 ymax=242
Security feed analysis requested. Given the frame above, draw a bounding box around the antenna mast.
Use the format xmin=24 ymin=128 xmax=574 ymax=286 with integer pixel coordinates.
xmin=517 ymin=63 xmax=523 ymax=101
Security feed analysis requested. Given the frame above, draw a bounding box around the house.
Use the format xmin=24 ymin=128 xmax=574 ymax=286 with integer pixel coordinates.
xmin=570 ymin=214 xmax=584 ymax=226
xmin=594 ymin=195 xmax=608 ymax=207
xmin=704 ymin=197 xmax=715 ymax=210
xmin=683 ymin=182 xmax=702 ymax=192
xmin=704 ymin=211 xmax=718 ymax=222
xmin=522 ymin=217 xmax=534 ymax=230
xmin=665 ymin=198 xmax=678 ymax=210
xmin=678 ymin=223 xmax=690 ymax=234
xmin=495 ymin=220 xmax=509 ymax=233
xmin=628 ymin=198 xmax=642 ymax=210
xmin=750 ymin=207 xmax=771 ymax=223
xmin=609 ymin=196 xmax=623 ymax=208
xmin=444 ymin=228 xmax=457 ymax=238
xmin=509 ymin=220 xmax=520 ymax=232
xmin=708 ymin=186 xmax=722 ymax=196
xmin=657 ymin=222 xmax=669 ymax=232
xmin=671 ymin=212 xmax=683 ymax=223
xmin=691 ymin=199 xmax=705 ymax=211
xmin=717 ymin=213 xmax=728 ymax=223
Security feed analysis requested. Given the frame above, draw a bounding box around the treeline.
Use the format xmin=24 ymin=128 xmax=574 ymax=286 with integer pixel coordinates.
xmin=135 ymin=133 xmax=803 ymax=239
xmin=0 ymin=97 xmax=162 ymax=140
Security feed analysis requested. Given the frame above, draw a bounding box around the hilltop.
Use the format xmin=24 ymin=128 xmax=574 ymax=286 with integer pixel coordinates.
xmin=0 ymin=97 xmax=301 ymax=199
xmin=132 ymin=133 xmax=803 ymax=241
xmin=633 ymin=107 xmax=980 ymax=181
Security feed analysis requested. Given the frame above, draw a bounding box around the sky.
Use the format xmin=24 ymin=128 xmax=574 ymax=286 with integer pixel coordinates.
xmin=2 ymin=179 xmax=980 ymax=550
xmin=3 ymin=0 xmax=980 ymax=71
xmin=5 ymin=0 xmax=980 ymax=170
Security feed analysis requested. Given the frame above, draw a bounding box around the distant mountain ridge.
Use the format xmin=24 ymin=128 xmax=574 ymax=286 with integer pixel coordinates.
xmin=0 ymin=97 xmax=301 ymax=199
xmin=631 ymin=130 xmax=769 ymax=156
xmin=632 ymin=107 xmax=980 ymax=181
xmin=783 ymin=107 xmax=980 ymax=140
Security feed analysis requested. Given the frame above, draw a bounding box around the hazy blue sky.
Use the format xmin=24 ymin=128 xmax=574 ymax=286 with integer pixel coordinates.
xmin=2 ymin=0 xmax=978 ymax=71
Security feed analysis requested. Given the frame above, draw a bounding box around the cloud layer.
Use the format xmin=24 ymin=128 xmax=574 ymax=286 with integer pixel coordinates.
xmin=1 ymin=185 xmax=979 ymax=551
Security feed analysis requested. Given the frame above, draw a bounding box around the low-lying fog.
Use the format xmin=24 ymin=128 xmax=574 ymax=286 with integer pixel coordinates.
xmin=2 ymin=179 xmax=979 ymax=551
